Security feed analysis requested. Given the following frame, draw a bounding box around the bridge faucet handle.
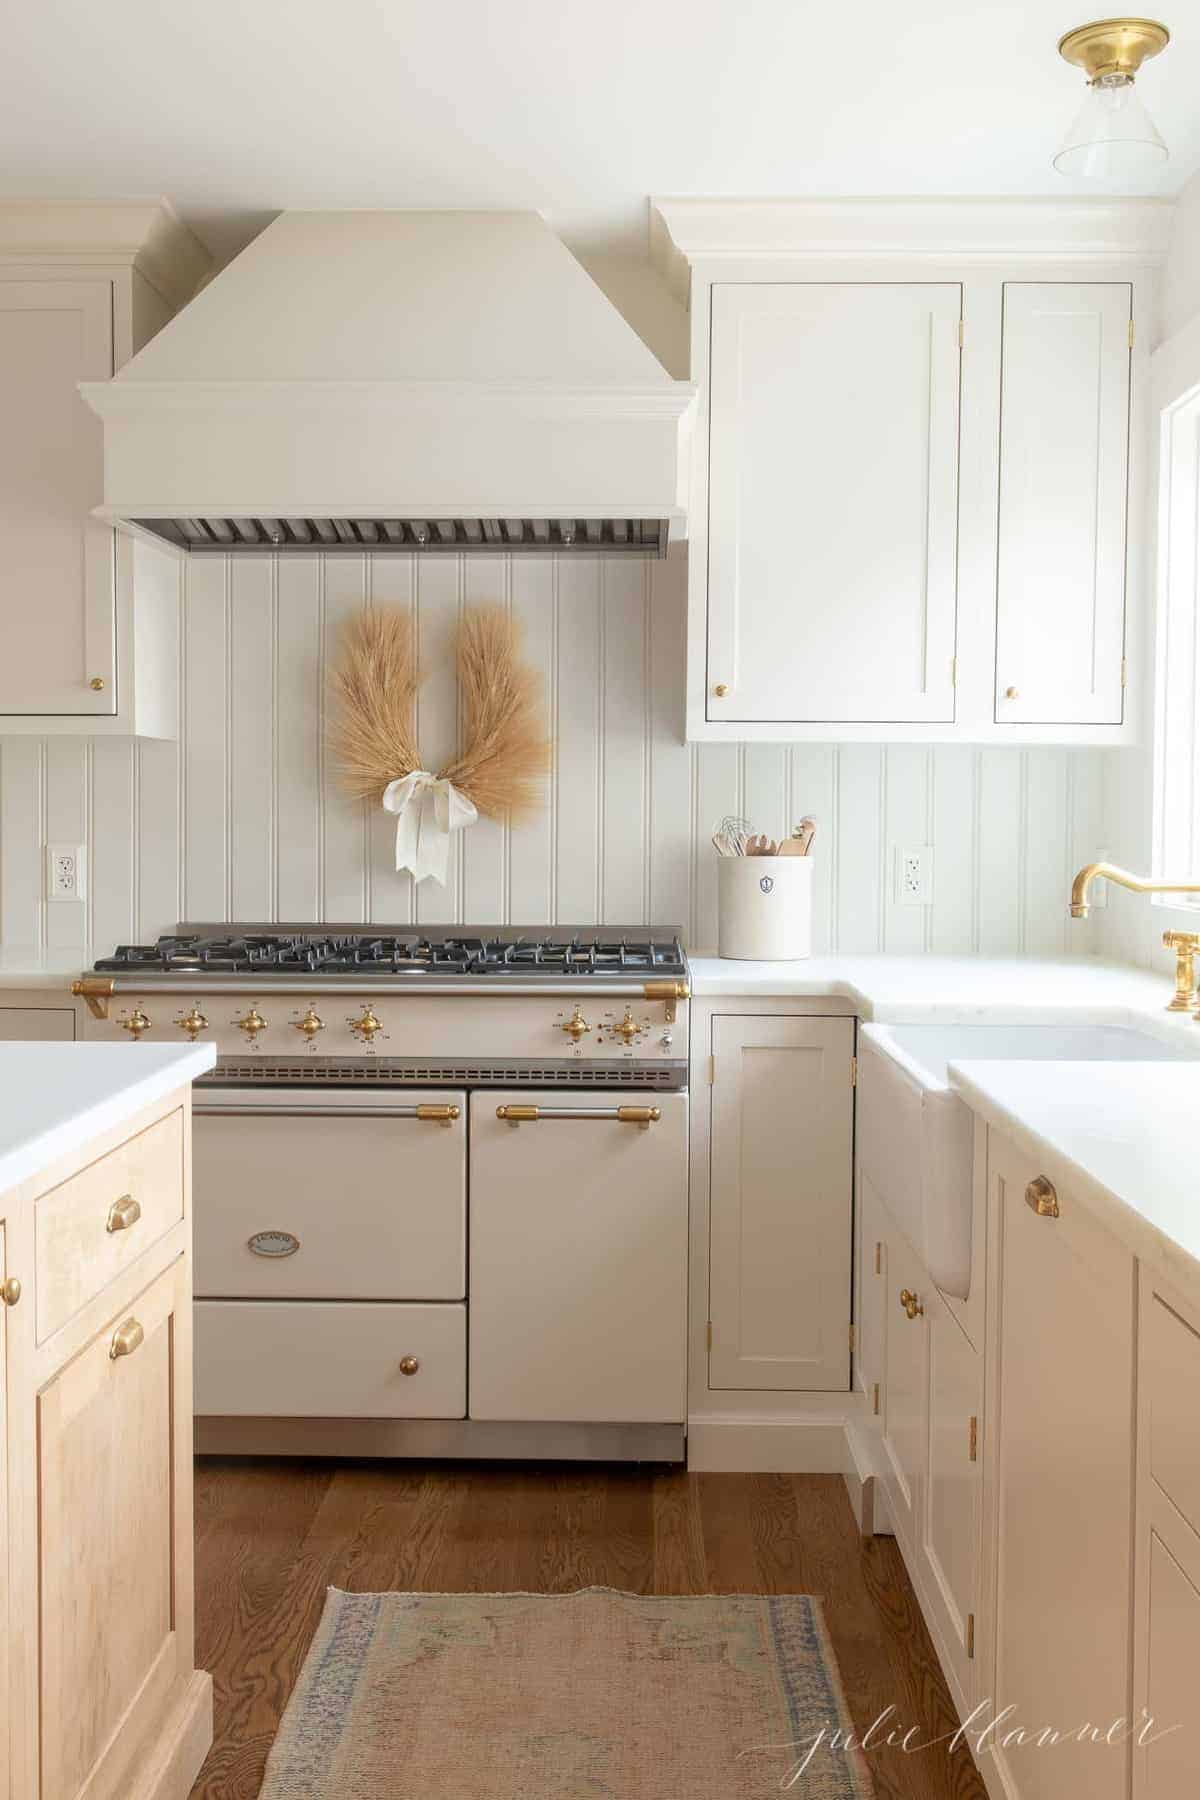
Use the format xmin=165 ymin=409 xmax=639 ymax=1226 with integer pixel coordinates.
xmin=1163 ymin=930 xmax=1200 ymax=1014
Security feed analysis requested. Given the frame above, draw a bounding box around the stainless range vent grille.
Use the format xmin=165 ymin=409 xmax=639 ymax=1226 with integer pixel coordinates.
xmin=135 ymin=518 xmax=669 ymax=558
xmin=204 ymin=1058 xmax=684 ymax=1088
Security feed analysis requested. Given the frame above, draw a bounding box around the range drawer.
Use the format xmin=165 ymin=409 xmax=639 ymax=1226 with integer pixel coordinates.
xmin=1145 ymin=1287 xmax=1200 ymax=1538
xmin=35 ymin=1108 xmax=184 ymax=1342
xmin=192 ymin=1091 xmax=466 ymax=1300
xmin=194 ymin=1300 xmax=466 ymax=1418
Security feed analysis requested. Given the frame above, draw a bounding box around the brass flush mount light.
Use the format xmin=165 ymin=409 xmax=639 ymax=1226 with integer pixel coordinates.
xmin=1054 ymin=17 xmax=1170 ymax=176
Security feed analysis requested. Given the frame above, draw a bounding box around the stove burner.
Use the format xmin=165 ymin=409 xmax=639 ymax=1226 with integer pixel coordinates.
xmin=92 ymin=931 xmax=688 ymax=980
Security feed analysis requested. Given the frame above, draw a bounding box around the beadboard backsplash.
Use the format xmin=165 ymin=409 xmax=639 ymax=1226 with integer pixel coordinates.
xmin=0 ymin=550 xmax=1106 ymax=957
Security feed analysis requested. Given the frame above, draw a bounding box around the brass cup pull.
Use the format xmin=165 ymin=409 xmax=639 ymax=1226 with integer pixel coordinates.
xmin=1025 ymin=1176 xmax=1060 ymax=1218
xmin=399 ymin=1356 xmax=420 ymax=1376
xmin=415 ymin=1104 xmax=460 ymax=1124
xmin=900 ymin=1287 xmax=924 ymax=1320
xmin=109 ymin=1317 xmax=145 ymax=1360
xmin=105 ymin=1194 xmax=141 ymax=1234
xmin=1 ymin=1276 xmax=21 ymax=1308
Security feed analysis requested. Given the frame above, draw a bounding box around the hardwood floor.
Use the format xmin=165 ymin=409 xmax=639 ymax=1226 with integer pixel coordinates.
xmin=189 ymin=1459 xmax=989 ymax=1800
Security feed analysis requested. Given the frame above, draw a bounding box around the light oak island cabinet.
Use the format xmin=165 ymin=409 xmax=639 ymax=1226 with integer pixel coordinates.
xmin=0 ymin=1077 xmax=210 ymax=1800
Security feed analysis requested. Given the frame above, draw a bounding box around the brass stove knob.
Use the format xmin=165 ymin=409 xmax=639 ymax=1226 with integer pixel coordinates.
xmin=175 ymin=1004 xmax=209 ymax=1041
xmin=293 ymin=1006 xmax=325 ymax=1040
xmin=559 ymin=1007 xmax=591 ymax=1042
xmin=233 ymin=1005 xmax=268 ymax=1041
xmin=348 ymin=1006 xmax=384 ymax=1043
xmin=118 ymin=1006 xmax=152 ymax=1040
xmin=610 ymin=1007 xmax=643 ymax=1046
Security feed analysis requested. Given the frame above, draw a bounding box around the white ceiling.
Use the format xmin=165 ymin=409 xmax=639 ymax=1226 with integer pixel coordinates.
xmin=3 ymin=0 xmax=1198 ymax=266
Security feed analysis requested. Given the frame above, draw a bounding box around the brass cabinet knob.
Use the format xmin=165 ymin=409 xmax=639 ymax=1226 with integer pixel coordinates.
xmin=233 ymin=1004 xmax=268 ymax=1040
xmin=899 ymin=1287 xmax=924 ymax=1320
xmin=398 ymin=1356 xmax=420 ymax=1376
xmin=293 ymin=1006 xmax=325 ymax=1039
xmin=1024 ymin=1176 xmax=1060 ymax=1218
xmin=89 ymin=676 xmax=105 ymax=691
xmin=713 ymin=683 xmax=729 ymax=698
xmin=105 ymin=1194 xmax=141 ymax=1234
xmin=347 ymin=1006 xmax=384 ymax=1043
xmin=109 ymin=1317 xmax=145 ymax=1360
xmin=560 ymin=1007 xmax=591 ymax=1042
xmin=1004 ymin=685 xmax=1019 ymax=700
xmin=1 ymin=1276 xmax=21 ymax=1307
xmin=176 ymin=1004 xmax=209 ymax=1041
xmin=119 ymin=1006 xmax=152 ymax=1040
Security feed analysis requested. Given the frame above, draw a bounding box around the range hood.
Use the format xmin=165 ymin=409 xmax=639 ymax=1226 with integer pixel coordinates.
xmin=81 ymin=211 xmax=695 ymax=558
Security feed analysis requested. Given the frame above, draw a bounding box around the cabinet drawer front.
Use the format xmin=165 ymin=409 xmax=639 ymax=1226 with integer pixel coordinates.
xmin=38 ymin=1260 xmax=185 ymax=1800
xmin=195 ymin=1300 xmax=466 ymax=1419
xmin=35 ymin=1109 xmax=184 ymax=1342
xmin=193 ymin=1097 xmax=466 ymax=1300
xmin=1145 ymin=1290 xmax=1200 ymax=1538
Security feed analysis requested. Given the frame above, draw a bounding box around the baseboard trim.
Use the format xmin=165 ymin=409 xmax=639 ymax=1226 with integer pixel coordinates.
xmin=686 ymin=1413 xmax=849 ymax=1472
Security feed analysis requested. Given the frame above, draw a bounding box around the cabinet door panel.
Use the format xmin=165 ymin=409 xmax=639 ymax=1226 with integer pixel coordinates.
xmin=881 ymin=1226 xmax=928 ymax=1547
xmin=708 ymin=283 xmax=961 ymax=724
xmin=0 ymin=280 xmax=115 ymax=716
xmin=856 ymin=1169 xmax=887 ymax=1421
xmin=1138 ymin=1521 xmax=1200 ymax=1800
xmin=709 ymin=1016 xmax=854 ymax=1390
xmin=922 ymin=1290 xmax=980 ymax=1699
xmin=995 ymin=282 xmax=1131 ymax=725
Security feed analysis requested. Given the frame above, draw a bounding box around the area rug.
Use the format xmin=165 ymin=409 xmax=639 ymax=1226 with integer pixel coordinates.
xmin=258 ymin=1586 xmax=875 ymax=1798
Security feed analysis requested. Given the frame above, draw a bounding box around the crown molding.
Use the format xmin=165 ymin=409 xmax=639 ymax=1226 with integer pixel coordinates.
xmin=0 ymin=198 xmax=212 ymax=312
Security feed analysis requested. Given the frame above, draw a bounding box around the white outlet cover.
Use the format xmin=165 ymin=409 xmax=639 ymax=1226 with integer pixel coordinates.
xmin=46 ymin=843 xmax=87 ymax=903
xmin=897 ymin=845 xmax=934 ymax=907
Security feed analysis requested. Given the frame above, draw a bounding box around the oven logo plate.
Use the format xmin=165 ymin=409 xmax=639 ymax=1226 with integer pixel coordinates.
xmin=247 ymin=1229 xmax=301 ymax=1258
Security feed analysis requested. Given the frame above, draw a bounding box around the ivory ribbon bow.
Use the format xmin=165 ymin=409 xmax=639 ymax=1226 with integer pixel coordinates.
xmin=381 ymin=772 xmax=479 ymax=886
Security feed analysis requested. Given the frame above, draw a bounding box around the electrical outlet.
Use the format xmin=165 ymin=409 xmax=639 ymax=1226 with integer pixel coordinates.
xmin=46 ymin=844 xmax=87 ymax=903
xmin=897 ymin=845 xmax=934 ymax=907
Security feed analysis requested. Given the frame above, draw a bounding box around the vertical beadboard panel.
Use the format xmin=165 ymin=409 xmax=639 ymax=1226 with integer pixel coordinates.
xmin=460 ymin=557 xmax=509 ymax=924
xmin=1066 ymin=749 xmax=1106 ymax=957
xmin=413 ymin=556 xmax=462 ymax=926
xmin=275 ymin=557 xmax=322 ymax=922
xmin=44 ymin=741 xmax=88 ymax=950
xmin=137 ymin=739 xmax=179 ymax=938
xmin=89 ymin=741 xmax=136 ymax=950
xmin=788 ymin=746 xmax=836 ymax=953
xmin=647 ymin=553 xmax=691 ymax=935
xmin=229 ymin=559 xmax=274 ymax=921
xmin=321 ymin=557 xmax=368 ymax=923
xmin=600 ymin=558 xmax=649 ymax=924
xmin=883 ymin=746 xmax=932 ymax=953
xmin=183 ymin=559 xmax=230 ymax=923
xmin=365 ymin=557 xmax=416 ymax=926
xmin=930 ymin=747 xmax=979 ymax=954
xmin=555 ymin=559 xmax=602 ymax=924
xmin=977 ymin=752 xmax=1023 ymax=953
xmin=0 ymin=739 xmax=44 ymax=947
xmin=835 ymin=747 xmax=885 ymax=951
xmin=691 ymin=746 xmax=739 ymax=951
xmin=507 ymin=557 xmax=555 ymax=924
xmin=1022 ymin=749 xmax=1069 ymax=956
xmin=741 ymin=746 xmax=788 ymax=844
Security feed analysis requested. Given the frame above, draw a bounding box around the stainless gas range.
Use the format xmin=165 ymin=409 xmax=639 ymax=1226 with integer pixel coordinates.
xmin=74 ymin=927 xmax=691 ymax=1462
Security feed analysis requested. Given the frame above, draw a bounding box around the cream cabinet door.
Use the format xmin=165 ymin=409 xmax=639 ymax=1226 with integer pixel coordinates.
xmin=987 ymin=1135 xmax=1134 ymax=1800
xmin=0 ymin=280 xmax=116 ymax=717
xmin=855 ymin=1169 xmax=887 ymax=1423
xmin=920 ymin=1288 xmax=980 ymax=1704
xmin=707 ymin=283 xmax=961 ymax=725
xmin=37 ymin=1258 xmax=194 ymax=1800
xmin=709 ymin=1015 xmax=854 ymax=1391
xmin=1136 ymin=1508 xmax=1200 ymax=1800
xmin=995 ymin=282 xmax=1131 ymax=726
xmin=880 ymin=1222 xmax=928 ymax=1547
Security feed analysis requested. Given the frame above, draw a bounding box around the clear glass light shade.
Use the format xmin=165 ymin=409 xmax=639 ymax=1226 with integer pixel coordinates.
xmin=1054 ymin=75 xmax=1168 ymax=177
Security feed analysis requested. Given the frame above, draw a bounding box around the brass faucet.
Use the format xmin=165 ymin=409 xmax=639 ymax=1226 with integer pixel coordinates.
xmin=1068 ymin=862 xmax=1200 ymax=918
xmin=1163 ymin=932 xmax=1200 ymax=1013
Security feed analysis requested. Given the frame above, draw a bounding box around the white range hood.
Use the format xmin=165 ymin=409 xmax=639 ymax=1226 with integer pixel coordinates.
xmin=81 ymin=210 xmax=695 ymax=557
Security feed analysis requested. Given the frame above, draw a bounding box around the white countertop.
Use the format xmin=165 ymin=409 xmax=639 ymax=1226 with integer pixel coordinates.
xmin=0 ymin=1042 xmax=217 ymax=1195
xmin=950 ymin=1060 xmax=1200 ymax=1302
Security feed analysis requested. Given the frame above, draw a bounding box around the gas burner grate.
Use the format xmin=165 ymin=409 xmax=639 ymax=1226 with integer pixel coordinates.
xmin=93 ymin=930 xmax=688 ymax=980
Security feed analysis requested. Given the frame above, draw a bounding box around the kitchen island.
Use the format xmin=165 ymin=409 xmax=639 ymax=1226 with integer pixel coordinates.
xmin=0 ymin=1040 xmax=214 ymax=1800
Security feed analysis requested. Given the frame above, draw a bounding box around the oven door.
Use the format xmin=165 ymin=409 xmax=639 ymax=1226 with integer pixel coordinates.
xmin=468 ymin=1089 xmax=688 ymax=1423
xmin=192 ymin=1086 xmax=466 ymax=1301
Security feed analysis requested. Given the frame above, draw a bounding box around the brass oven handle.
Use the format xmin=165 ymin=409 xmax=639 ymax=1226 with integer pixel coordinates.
xmin=496 ymin=1104 xmax=662 ymax=1128
xmin=106 ymin=1194 xmax=142 ymax=1234
xmin=415 ymin=1104 xmax=460 ymax=1125
xmin=1025 ymin=1177 xmax=1060 ymax=1218
xmin=109 ymin=1317 xmax=145 ymax=1360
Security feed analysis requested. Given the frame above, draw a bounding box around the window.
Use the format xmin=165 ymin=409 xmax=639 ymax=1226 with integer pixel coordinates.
xmin=1153 ymin=381 xmax=1200 ymax=906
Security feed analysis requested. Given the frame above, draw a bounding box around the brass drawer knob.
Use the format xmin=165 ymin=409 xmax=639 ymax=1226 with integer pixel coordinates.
xmin=89 ymin=676 xmax=105 ymax=691
xmin=109 ymin=1317 xmax=145 ymax=1360
xmin=713 ymin=683 xmax=729 ymax=698
xmin=1025 ymin=1176 xmax=1060 ymax=1218
xmin=398 ymin=1356 xmax=420 ymax=1376
xmin=105 ymin=1194 xmax=141 ymax=1234
xmin=900 ymin=1287 xmax=924 ymax=1320
xmin=1004 ymin=685 xmax=1019 ymax=700
xmin=1 ymin=1276 xmax=21 ymax=1307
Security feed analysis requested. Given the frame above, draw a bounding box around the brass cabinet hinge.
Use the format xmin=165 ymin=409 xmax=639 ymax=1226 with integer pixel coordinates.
xmin=872 ymin=1381 xmax=880 ymax=1415
xmin=707 ymin=1054 xmax=716 ymax=1086
xmin=1121 ymin=656 xmax=1128 ymax=689
xmin=950 ymin=655 xmax=958 ymax=687
xmin=969 ymin=1415 xmax=978 ymax=1462
xmin=874 ymin=1240 xmax=882 ymax=1276
xmin=966 ymin=1613 xmax=975 ymax=1659
xmin=850 ymin=1055 xmax=858 ymax=1088
xmin=1128 ymin=317 xmax=1136 ymax=348
xmin=706 ymin=1321 xmax=713 ymax=1351
xmin=958 ymin=318 xmax=965 ymax=348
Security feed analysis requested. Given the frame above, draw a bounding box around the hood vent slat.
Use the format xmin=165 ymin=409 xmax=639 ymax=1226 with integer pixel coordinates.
xmin=134 ymin=517 xmax=669 ymax=558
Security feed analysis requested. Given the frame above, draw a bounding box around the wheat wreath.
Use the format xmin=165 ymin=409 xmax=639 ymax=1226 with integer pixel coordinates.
xmin=330 ymin=604 xmax=552 ymax=884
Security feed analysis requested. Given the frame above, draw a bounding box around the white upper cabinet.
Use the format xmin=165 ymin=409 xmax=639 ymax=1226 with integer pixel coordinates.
xmin=995 ymin=282 xmax=1131 ymax=727
xmin=707 ymin=282 xmax=961 ymax=726
xmin=0 ymin=203 xmax=209 ymax=737
xmin=654 ymin=198 xmax=1166 ymax=744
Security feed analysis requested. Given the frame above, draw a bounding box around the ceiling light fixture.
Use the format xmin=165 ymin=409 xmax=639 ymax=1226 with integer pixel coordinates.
xmin=1054 ymin=16 xmax=1170 ymax=177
